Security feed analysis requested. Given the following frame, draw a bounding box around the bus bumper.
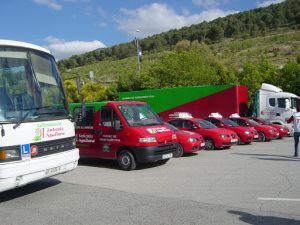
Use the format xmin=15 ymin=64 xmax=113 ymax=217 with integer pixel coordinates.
xmin=0 ymin=148 xmax=79 ymax=193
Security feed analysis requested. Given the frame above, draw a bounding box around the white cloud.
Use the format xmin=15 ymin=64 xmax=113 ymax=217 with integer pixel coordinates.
xmin=43 ymin=36 xmax=106 ymax=59
xmin=257 ymin=0 xmax=285 ymax=8
xmin=192 ymin=0 xmax=229 ymax=8
xmin=117 ymin=3 xmax=235 ymax=38
xmin=32 ymin=0 xmax=62 ymax=10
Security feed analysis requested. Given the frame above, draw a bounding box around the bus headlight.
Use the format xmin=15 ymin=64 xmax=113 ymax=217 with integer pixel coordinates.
xmin=0 ymin=149 xmax=20 ymax=161
xmin=139 ymin=137 xmax=157 ymax=143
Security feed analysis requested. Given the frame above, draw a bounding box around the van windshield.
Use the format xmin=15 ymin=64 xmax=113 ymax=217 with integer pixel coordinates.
xmin=0 ymin=47 xmax=68 ymax=123
xmin=118 ymin=104 xmax=163 ymax=127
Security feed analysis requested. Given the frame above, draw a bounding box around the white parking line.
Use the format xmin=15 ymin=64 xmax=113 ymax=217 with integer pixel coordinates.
xmin=258 ymin=197 xmax=300 ymax=202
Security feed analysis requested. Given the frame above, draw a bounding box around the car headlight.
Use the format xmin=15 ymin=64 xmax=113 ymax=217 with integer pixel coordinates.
xmin=172 ymin=134 xmax=177 ymax=139
xmin=244 ymin=131 xmax=251 ymax=134
xmin=219 ymin=134 xmax=228 ymax=138
xmin=188 ymin=137 xmax=197 ymax=142
xmin=280 ymin=128 xmax=284 ymax=131
xmin=0 ymin=149 xmax=20 ymax=161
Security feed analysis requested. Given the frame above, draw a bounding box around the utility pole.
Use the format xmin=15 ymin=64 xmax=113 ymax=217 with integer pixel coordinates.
xmin=135 ymin=29 xmax=142 ymax=73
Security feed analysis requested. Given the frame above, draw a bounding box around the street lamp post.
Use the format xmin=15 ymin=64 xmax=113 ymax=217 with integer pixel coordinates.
xmin=135 ymin=29 xmax=142 ymax=73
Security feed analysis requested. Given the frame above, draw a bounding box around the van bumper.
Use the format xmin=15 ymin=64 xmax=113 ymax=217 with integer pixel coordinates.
xmin=131 ymin=143 xmax=178 ymax=163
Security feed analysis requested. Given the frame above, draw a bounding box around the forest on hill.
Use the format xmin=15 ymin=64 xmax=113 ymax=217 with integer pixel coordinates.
xmin=61 ymin=0 xmax=300 ymax=108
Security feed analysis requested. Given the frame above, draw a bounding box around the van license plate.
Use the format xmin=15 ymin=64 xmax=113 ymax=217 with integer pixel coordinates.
xmin=162 ymin=153 xmax=173 ymax=159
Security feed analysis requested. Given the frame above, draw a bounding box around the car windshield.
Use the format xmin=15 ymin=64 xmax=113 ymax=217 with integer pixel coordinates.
xmin=223 ymin=119 xmax=239 ymax=127
xmin=165 ymin=122 xmax=178 ymax=131
xmin=196 ymin=119 xmax=217 ymax=129
xmin=0 ymin=47 xmax=68 ymax=123
xmin=118 ymin=104 xmax=163 ymax=127
xmin=247 ymin=119 xmax=260 ymax=126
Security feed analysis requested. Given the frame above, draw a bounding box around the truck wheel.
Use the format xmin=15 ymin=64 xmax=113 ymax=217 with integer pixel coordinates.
xmin=258 ymin=132 xmax=266 ymax=142
xmin=204 ymin=138 xmax=215 ymax=150
xmin=174 ymin=144 xmax=184 ymax=157
xmin=118 ymin=150 xmax=136 ymax=171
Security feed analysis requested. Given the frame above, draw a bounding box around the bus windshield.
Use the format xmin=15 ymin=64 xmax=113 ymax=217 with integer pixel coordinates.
xmin=0 ymin=47 xmax=68 ymax=123
xmin=118 ymin=104 xmax=163 ymax=127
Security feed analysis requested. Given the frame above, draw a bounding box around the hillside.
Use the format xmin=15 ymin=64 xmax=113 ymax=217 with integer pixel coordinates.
xmin=63 ymin=29 xmax=300 ymax=83
xmin=59 ymin=0 xmax=300 ymax=73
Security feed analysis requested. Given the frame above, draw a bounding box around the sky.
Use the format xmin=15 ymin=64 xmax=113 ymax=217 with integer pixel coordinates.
xmin=0 ymin=0 xmax=285 ymax=60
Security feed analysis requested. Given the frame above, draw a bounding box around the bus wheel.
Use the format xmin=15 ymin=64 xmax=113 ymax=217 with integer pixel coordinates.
xmin=118 ymin=150 xmax=136 ymax=171
xmin=174 ymin=144 xmax=184 ymax=157
xmin=258 ymin=132 xmax=266 ymax=142
xmin=204 ymin=138 xmax=215 ymax=150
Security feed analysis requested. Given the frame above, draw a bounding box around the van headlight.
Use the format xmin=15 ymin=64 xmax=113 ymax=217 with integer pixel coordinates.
xmin=139 ymin=137 xmax=157 ymax=143
xmin=0 ymin=149 xmax=20 ymax=161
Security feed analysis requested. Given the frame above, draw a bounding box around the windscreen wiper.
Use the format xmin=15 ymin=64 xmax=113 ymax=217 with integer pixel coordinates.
xmin=13 ymin=109 xmax=34 ymax=129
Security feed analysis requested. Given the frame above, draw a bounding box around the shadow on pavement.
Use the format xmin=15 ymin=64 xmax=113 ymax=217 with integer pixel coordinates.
xmin=79 ymin=157 xmax=171 ymax=170
xmin=228 ymin=210 xmax=300 ymax=225
xmin=0 ymin=178 xmax=61 ymax=203
xmin=232 ymin=153 xmax=300 ymax=161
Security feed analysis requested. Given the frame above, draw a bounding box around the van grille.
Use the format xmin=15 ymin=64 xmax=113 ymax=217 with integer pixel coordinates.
xmin=153 ymin=143 xmax=177 ymax=155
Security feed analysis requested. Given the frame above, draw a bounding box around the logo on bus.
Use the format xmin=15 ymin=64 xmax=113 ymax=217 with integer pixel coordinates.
xmin=30 ymin=145 xmax=38 ymax=156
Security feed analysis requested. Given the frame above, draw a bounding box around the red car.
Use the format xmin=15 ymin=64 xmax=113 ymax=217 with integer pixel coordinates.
xmin=166 ymin=123 xmax=205 ymax=157
xmin=229 ymin=116 xmax=280 ymax=142
xmin=205 ymin=116 xmax=257 ymax=144
xmin=249 ymin=117 xmax=290 ymax=138
xmin=168 ymin=117 xmax=238 ymax=150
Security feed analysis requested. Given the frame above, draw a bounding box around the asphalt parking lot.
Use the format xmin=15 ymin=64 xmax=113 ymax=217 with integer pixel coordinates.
xmin=1 ymin=137 xmax=300 ymax=225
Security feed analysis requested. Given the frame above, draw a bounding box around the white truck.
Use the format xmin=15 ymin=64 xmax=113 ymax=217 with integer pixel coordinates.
xmin=253 ymin=83 xmax=300 ymax=133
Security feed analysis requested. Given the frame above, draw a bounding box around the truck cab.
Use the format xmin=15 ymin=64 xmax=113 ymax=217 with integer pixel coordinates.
xmin=253 ymin=83 xmax=299 ymax=134
xmin=70 ymin=101 xmax=178 ymax=170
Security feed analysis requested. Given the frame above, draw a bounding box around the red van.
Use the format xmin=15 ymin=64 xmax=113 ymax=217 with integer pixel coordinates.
xmin=70 ymin=101 xmax=178 ymax=170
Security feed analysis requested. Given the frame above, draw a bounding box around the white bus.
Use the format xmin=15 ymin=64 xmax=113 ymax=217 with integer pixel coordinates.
xmin=0 ymin=40 xmax=79 ymax=192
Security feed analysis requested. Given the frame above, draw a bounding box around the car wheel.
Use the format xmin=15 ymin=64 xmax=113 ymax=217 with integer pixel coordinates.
xmin=204 ymin=138 xmax=215 ymax=150
xmin=258 ymin=132 xmax=266 ymax=142
xmin=174 ymin=144 xmax=184 ymax=157
xmin=118 ymin=150 xmax=137 ymax=171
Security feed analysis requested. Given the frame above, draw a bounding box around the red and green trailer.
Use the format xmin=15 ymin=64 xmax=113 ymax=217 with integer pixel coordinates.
xmin=119 ymin=85 xmax=248 ymax=121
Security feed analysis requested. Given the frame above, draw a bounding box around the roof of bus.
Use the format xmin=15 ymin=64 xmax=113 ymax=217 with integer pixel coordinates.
xmin=0 ymin=39 xmax=51 ymax=54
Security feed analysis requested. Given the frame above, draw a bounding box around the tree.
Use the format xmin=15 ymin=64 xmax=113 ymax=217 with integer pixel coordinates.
xmin=80 ymin=83 xmax=107 ymax=102
xmin=64 ymin=80 xmax=80 ymax=103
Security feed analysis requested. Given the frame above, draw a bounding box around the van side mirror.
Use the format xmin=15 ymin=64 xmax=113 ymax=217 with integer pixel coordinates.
xmin=114 ymin=120 xmax=123 ymax=131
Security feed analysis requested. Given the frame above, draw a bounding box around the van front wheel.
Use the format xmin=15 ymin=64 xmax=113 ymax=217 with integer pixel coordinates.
xmin=118 ymin=150 xmax=136 ymax=171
